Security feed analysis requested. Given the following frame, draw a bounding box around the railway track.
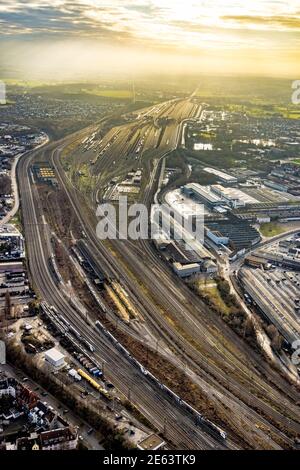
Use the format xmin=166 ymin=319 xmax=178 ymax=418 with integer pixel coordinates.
xmin=16 ymin=136 xmax=233 ymax=450
xmin=49 ymin=140 xmax=300 ymax=449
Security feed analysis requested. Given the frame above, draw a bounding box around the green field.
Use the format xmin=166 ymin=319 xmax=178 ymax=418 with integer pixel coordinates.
xmin=0 ymin=78 xmax=57 ymax=87
xmin=82 ymin=88 xmax=133 ymax=99
xmin=260 ymin=222 xmax=288 ymax=238
xmin=193 ymin=280 xmax=231 ymax=316
xmin=0 ymin=80 xmax=133 ymax=101
xmin=223 ymin=103 xmax=300 ymax=119
xmin=193 ymin=130 xmax=216 ymax=139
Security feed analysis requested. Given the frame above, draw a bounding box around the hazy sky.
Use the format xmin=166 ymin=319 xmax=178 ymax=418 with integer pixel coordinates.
xmin=0 ymin=1 xmax=299 ymax=79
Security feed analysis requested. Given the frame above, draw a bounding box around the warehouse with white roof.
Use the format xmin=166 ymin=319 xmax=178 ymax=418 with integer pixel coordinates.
xmin=45 ymin=348 xmax=65 ymax=368
xmin=203 ymin=167 xmax=238 ymax=184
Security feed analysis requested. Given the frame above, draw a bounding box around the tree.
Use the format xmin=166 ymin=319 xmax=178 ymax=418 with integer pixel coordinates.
xmin=0 ymin=175 xmax=12 ymax=194
xmin=244 ymin=318 xmax=254 ymax=338
xmin=267 ymin=324 xmax=283 ymax=351
xmin=271 ymin=331 xmax=283 ymax=352
xmin=28 ymin=300 xmax=39 ymax=316
xmin=4 ymin=291 xmax=11 ymax=319
xmin=266 ymin=324 xmax=277 ymax=340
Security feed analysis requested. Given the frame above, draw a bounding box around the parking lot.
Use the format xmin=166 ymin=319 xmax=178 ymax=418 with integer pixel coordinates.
xmin=240 ymin=266 xmax=300 ymax=345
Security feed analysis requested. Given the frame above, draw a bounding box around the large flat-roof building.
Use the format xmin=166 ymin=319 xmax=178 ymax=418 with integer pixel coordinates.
xmin=205 ymin=219 xmax=261 ymax=250
xmin=173 ymin=262 xmax=201 ymax=278
xmin=206 ymin=229 xmax=229 ymax=246
xmin=45 ymin=348 xmax=65 ymax=368
xmin=0 ymin=224 xmax=25 ymax=260
xmin=137 ymin=434 xmax=166 ymax=451
xmin=203 ymin=167 xmax=238 ymax=185
xmin=211 ymin=185 xmax=259 ymax=208
xmin=182 ymin=183 xmax=222 ymax=208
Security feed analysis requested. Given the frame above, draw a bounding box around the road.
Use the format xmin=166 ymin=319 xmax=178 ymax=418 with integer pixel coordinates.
xmin=46 ymin=110 xmax=300 ymax=449
xmin=230 ymin=228 xmax=300 ymax=273
xmin=49 ymin=140 xmax=300 ymax=449
xmin=0 ymin=136 xmax=49 ymax=226
xmin=16 ymin=136 xmax=230 ymax=450
xmin=15 ymin=97 xmax=300 ymax=449
xmin=0 ymin=363 xmax=103 ymax=450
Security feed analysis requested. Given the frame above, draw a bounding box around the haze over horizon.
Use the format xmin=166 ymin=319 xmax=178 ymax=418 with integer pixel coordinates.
xmin=0 ymin=1 xmax=300 ymax=80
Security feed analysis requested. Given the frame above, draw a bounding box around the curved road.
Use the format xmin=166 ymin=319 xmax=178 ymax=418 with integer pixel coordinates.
xmin=16 ymin=138 xmax=232 ymax=450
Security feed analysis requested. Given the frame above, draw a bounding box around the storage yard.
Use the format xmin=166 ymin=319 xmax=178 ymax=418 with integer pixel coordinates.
xmin=5 ymin=80 xmax=300 ymax=451
xmin=239 ymin=266 xmax=300 ymax=346
xmin=239 ymin=233 xmax=300 ymax=346
xmin=79 ymin=97 xmax=201 ymax=179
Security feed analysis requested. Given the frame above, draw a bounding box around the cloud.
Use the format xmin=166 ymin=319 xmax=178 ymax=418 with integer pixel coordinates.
xmin=0 ymin=2 xmax=138 ymax=43
xmin=0 ymin=1 xmax=299 ymax=42
xmin=221 ymin=14 xmax=300 ymax=31
xmin=0 ymin=1 xmax=299 ymax=78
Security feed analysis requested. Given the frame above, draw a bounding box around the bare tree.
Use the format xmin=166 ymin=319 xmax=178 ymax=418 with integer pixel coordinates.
xmin=4 ymin=291 xmax=11 ymax=319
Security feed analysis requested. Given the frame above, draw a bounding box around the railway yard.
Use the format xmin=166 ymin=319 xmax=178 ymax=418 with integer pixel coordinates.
xmin=2 ymin=90 xmax=300 ymax=451
xmin=63 ymin=97 xmax=201 ymax=205
xmin=1 ymin=0 xmax=300 ymax=457
xmin=240 ymin=266 xmax=300 ymax=346
xmin=239 ymin=234 xmax=300 ymax=346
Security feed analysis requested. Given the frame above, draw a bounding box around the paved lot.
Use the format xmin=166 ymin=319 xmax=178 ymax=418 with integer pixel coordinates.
xmin=240 ymin=266 xmax=300 ymax=345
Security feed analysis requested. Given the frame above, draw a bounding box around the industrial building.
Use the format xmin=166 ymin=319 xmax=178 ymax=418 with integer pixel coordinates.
xmin=263 ymin=164 xmax=300 ymax=196
xmin=182 ymin=183 xmax=222 ymax=208
xmin=239 ymin=267 xmax=300 ymax=345
xmin=164 ymin=241 xmax=201 ymax=264
xmin=0 ymin=224 xmax=25 ymax=260
xmin=203 ymin=167 xmax=238 ymax=185
xmin=45 ymin=347 xmax=65 ymax=368
xmin=182 ymin=183 xmax=259 ymax=211
xmin=172 ymin=262 xmax=201 ymax=278
xmin=245 ymin=251 xmax=300 ymax=271
xmin=206 ymin=229 xmax=229 ymax=246
xmin=167 ymin=184 xmax=262 ymax=257
xmin=233 ymin=201 xmax=300 ymax=223
xmin=160 ymin=239 xmax=217 ymax=277
xmin=244 ymin=255 xmax=271 ymax=269
xmin=205 ymin=219 xmax=261 ymax=251
xmin=210 ymin=185 xmax=259 ymax=208
xmin=264 ymin=180 xmax=290 ymax=193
